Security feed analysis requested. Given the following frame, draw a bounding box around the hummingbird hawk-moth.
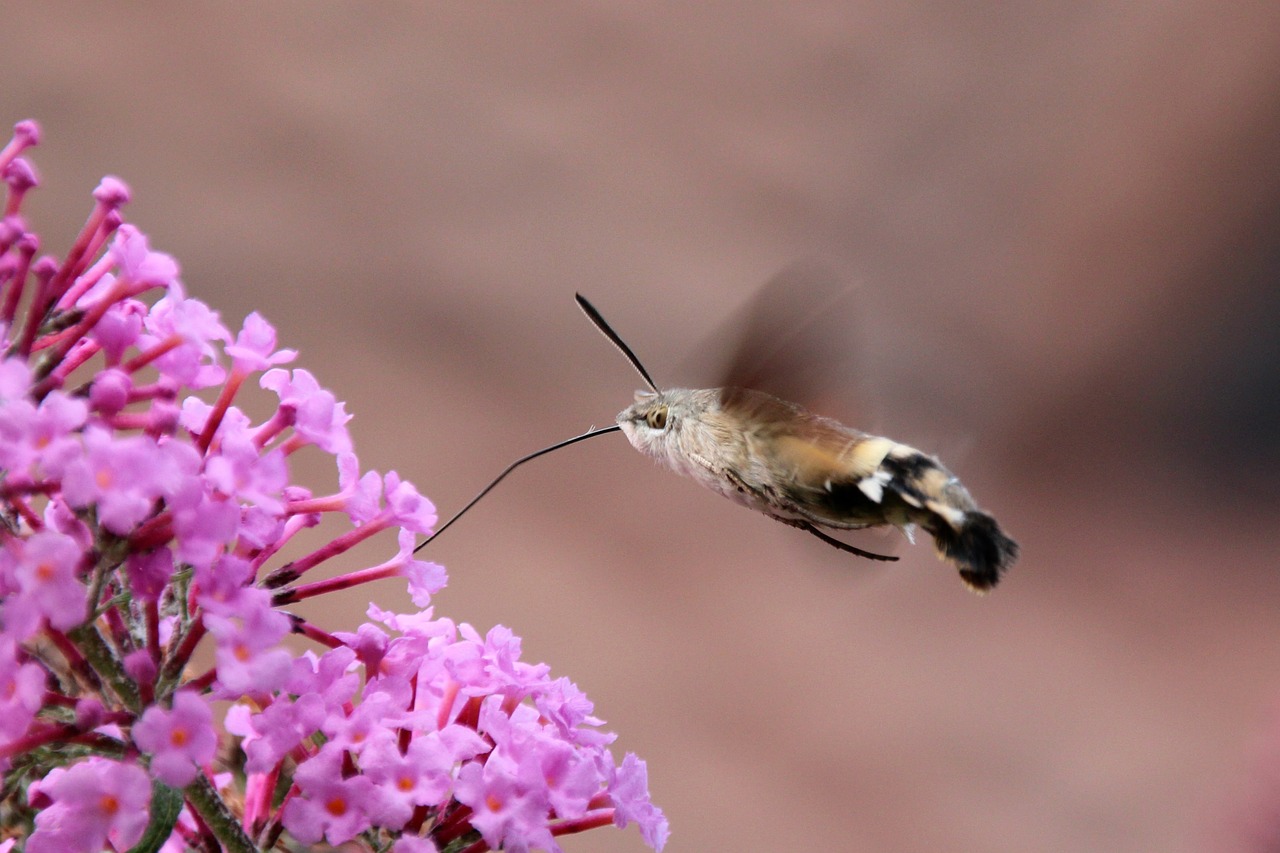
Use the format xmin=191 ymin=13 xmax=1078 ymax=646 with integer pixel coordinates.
xmin=418 ymin=283 xmax=1018 ymax=593
xmin=574 ymin=291 xmax=1019 ymax=593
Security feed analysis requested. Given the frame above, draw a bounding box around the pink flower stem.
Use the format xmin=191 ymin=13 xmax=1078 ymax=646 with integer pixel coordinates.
xmin=74 ymin=216 xmax=120 ymax=288
xmin=279 ymin=434 xmax=308 ymax=455
xmin=4 ymin=185 xmax=30 ymax=217
xmin=44 ymin=337 xmax=101 ymax=391
xmin=0 ymin=479 xmax=58 ymax=498
xmin=13 ymin=264 xmax=53 ymax=359
xmin=550 ymin=809 xmax=617 ymax=838
xmin=42 ymin=192 xmax=118 ymax=307
xmin=185 ymin=668 xmax=217 ymax=692
xmin=248 ymin=513 xmax=315 ymax=575
xmin=262 ymin=519 xmax=388 ymax=587
xmin=30 ymin=277 xmax=132 ymax=395
xmin=0 ymin=718 xmax=136 ymax=761
xmin=245 ymin=762 xmax=281 ymax=830
xmin=293 ymin=619 xmax=343 ymax=650
xmin=0 ymin=121 xmax=38 ymax=171
xmin=405 ymin=803 xmax=431 ymax=834
xmin=432 ymin=804 xmax=476 ymax=846
xmin=7 ymin=493 xmax=43 ymax=531
xmin=123 ymin=333 xmax=183 ymax=373
xmin=31 ymin=275 xmax=129 ymax=353
xmin=136 ymin=669 xmax=155 ymax=707
xmin=0 ymin=722 xmax=79 ymax=760
xmin=250 ymin=408 xmax=291 ymax=450
xmin=145 ymin=599 xmax=161 ymax=663
xmin=273 ymin=563 xmax=398 ymax=605
xmin=102 ymin=600 xmax=130 ymax=648
xmin=436 ymin=679 xmax=460 ymax=731
xmin=283 ymin=494 xmax=348 ymax=515
xmin=256 ymin=784 xmax=303 ymax=849
xmin=41 ymin=690 xmax=76 ymax=707
xmin=54 ymin=250 xmax=114 ymax=311
xmin=197 ymin=368 xmax=247 ymax=454
xmin=128 ymin=512 xmax=174 ymax=551
xmin=0 ymin=235 xmax=35 ymax=326
xmin=455 ymin=695 xmax=483 ymax=731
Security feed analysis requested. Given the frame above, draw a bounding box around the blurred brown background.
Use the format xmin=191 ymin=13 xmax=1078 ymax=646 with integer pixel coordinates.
xmin=7 ymin=4 xmax=1280 ymax=851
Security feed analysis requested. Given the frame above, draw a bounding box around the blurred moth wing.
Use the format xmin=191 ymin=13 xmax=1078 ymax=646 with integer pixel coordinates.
xmin=577 ymin=285 xmax=1018 ymax=593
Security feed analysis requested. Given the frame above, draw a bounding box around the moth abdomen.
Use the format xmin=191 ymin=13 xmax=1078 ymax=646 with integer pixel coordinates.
xmin=879 ymin=450 xmax=1018 ymax=592
xmin=806 ymin=475 xmax=913 ymax=526
xmin=927 ymin=509 xmax=1018 ymax=593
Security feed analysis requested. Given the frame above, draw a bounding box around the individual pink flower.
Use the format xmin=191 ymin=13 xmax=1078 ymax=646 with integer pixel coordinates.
xmin=0 ymin=385 xmax=88 ymax=476
xmin=123 ymin=649 xmax=157 ymax=690
xmin=336 ymin=452 xmax=383 ymax=522
xmin=536 ymin=676 xmax=615 ymax=747
xmin=26 ymin=758 xmax=151 ymax=853
xmin=86 ymin=287 xmax=147 ymax=361
xmin=8 ymin=529 xmax=88 ymax=633
xmin=203 ymin=591 xmax=292 ymax=695
xmin=165 ymin=472 xmax=240 ymax=571
xmin=453 ymin=756 xmax=558 ymax=853
xmin=446 ymin=623 xmax=550 ymax=698
xmin=382 ymin=470 xmax=437 ymax=533
xmin=361 ymin=726 xmax=488 ymax=828
xmin=281 ymin=747 xmax=381 ymax=846
xmin=477 ymin=699 xmax=600 ymax=820
xmin=0 ymin=120 xmax=40 ymax=174
xmin=0 ymin=638 xmax=45 ymax=745
xmin=203 ymin=430 xmax=287 ymax=514
xmin=611 ymin=753 xmax=670 ymax=850
xmin=140 ymin=286 xmax=229 ymax=388
xmin=260 ymin=367 xmax=353 ymax=454
xmin=133 ymin=690 xmax=217 ymax=786
xmin=320 ymin=690 xmax=404 ymax=756
xmin=108 ymin=223 xmax=179 ymax=288
xmin=59 ymin=427 xmax=163 ymax=534
xmin=226 ymin=311 xmax=296 ymax=373
xmin=227 ymin=692 xmax=330 ymax=775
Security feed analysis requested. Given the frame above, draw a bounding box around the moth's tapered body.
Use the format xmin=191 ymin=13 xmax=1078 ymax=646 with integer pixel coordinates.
xmin=577 ymin=290 xmax=1018 ymax=593
xmin=618 ymin=386 xmax=1017 ymax=592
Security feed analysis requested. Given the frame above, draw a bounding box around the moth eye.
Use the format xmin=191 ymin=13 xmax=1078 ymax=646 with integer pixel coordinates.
xmin=646 ymin=406 xmax=669 ymax=430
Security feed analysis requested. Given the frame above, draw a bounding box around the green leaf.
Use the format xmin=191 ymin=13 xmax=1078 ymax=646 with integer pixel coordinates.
xmin=125 ymin=778 xmax=185 ymax=853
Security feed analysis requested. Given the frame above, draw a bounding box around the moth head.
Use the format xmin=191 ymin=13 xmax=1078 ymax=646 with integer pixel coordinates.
xmin=617 ymin=390 xmax=680 ymax=456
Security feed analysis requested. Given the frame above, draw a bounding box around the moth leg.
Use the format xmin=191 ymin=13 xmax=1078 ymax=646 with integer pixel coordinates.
xmin=772 ymin=516 xmax=899 ymax=562
xmin=720 ymin=469 xmax=898 ymax=562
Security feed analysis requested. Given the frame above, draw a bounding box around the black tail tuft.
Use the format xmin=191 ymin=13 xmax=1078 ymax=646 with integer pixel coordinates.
xmin=928 ymin=511 xmax=1019 ymax=593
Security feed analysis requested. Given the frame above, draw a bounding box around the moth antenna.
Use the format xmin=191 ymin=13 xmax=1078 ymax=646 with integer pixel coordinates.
xmin=575 ymin=293 xmax=660 ymax=393
xmin=413 ymin=424 xmax=623 ymax=554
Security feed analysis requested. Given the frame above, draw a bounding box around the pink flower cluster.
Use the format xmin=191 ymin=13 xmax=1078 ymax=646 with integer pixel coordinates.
xmin=0 ymin=121 xmax=667 ymax=852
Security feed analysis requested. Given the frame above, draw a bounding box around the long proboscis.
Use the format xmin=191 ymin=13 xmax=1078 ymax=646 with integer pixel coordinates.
xmin=413 ymin=424 xmax=623 ymax=554
xmin=574 ymin=293 xmax=659 ymax=393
